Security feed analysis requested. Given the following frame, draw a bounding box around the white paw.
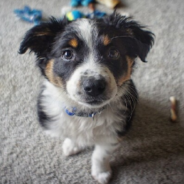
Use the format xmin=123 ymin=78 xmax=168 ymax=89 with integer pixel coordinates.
xmin=62 ymin=138 xmax=81 ymax=156
xmin=92 ymin=170 xmax=112 ymax=184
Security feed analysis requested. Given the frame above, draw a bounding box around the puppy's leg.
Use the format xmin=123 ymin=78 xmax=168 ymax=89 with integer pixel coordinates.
xmin=62 ymin=138 xmax=82 ymax=156
xmin=92 ymin=143 xmax=119 ymax=184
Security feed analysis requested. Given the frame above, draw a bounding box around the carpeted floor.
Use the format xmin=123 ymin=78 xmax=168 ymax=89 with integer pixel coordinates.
xmin=1 ymin=0 xmax=184 ymax=183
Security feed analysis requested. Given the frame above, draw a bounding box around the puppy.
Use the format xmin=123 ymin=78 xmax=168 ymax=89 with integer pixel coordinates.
xmin=19 ymin=13 xmax=154 ymax=184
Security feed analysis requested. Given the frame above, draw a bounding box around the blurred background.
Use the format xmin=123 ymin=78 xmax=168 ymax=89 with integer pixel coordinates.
xmin=0 ymin=0 xmax=184 ymax=183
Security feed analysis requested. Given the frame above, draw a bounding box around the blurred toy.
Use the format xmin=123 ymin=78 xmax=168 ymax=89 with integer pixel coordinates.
xmin=71 ymin=0 xmax=94 ymax=7
xmin=66 ymin=10 xmax=84 ymax=21
xmin=170 ymin=96 xmax=177 ymax=122
xmin=14 ymin=6 xmax=42 ymax=25
xmin=96 ymin=0 xmax=120 ymax=8
xmin=65 ymin=9 xmax=106 ymax=21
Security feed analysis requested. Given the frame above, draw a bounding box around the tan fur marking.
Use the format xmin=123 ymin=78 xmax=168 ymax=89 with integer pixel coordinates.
xmin=103 ymin=35 xmax=110 ymax=46
xmin=35 ymin=33 xmax=51 ymax=36
xmin=35 ymin=30 xmax=53 ymax=37
xmin=69 ymin=38 xmax=78 ymax=48
xmin=118 ymin=56 xmax=133 ymax=86
xmin=45 ymin=60 xmax=54 ymax=82
xmin=45 ymin=60 xmax=63 ymax=87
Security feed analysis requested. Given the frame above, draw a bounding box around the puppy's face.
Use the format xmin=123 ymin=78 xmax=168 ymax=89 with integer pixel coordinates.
xmin=19 ymin=14 xmax=154 ymax=108
xmin=53 ymin=19 xmax=130 ymax=108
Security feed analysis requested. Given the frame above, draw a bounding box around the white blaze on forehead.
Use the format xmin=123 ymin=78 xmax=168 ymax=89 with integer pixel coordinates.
xmin=75 ymin=18 xmax=99 ymax=67
xmin=75 ymin=18 xmax=96 ymax=51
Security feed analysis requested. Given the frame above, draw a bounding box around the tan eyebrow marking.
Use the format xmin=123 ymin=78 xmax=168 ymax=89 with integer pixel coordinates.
xmin=69 ymin=38 xmax=78 ymax=48
xmin=45 ymin=59 xmax=63 ymax=87
xmin=103 ymin=35 xmax=110 ymax=46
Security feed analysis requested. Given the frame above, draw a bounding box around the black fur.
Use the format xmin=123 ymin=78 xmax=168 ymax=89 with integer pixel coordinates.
xmin=116 ymin=80 xmax=138 ymax=137
xmin=95 ymin=37 xmax=129 ymax=80
xmin=98 ymin=13 xmax=154 ymax=62
xmin=51 ymin=28 xmax=89 ymax=83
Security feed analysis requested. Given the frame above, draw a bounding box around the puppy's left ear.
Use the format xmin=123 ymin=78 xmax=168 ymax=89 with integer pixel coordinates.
xmin=124 ymin=20 xmax=154 ymax=62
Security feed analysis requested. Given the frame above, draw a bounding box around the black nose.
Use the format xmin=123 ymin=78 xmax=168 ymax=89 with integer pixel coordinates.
xmin=82 ymin=77 xmax=106 ymax=97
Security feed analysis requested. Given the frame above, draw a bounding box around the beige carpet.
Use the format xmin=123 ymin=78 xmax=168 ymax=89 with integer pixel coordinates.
xmin=1 ymin=0 xmax=184 ymax=183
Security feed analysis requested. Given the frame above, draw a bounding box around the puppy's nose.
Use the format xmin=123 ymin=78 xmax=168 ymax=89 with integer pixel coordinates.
xmin=82 ymin=77 xmax=106 ymax=97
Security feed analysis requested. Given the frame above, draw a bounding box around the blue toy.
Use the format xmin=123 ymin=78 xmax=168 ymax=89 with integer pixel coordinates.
xmin=66 ymin=10 xmax=84 ymax=21
xmin=14 ymin=6 xmax=42 ymax=25
xmin=71 ymin=0 xmax=94 ymax=7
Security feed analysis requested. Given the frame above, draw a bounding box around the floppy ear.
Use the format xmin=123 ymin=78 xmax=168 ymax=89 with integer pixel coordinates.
xmin=123 ymin=20 xmax=154 ymax=62
xmin=19 ymin=17 xmax=68 ymax=58
xmin=103 ymin=13 xmax=154 ymax=62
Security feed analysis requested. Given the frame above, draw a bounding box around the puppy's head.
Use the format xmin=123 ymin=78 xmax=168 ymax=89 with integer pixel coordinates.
xmin=19 ymin=13 xmax=154 ymax=108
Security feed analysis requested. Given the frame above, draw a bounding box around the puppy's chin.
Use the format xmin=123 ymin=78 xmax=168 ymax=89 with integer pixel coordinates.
xmin=78 ymin=99 xmax=109 ymax=109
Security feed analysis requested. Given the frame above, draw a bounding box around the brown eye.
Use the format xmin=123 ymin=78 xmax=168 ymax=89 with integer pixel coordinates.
xmin=108 ymin=48 xmax=120 ymax=60
xmin=62 ymin=49 xmax=74 ymax=61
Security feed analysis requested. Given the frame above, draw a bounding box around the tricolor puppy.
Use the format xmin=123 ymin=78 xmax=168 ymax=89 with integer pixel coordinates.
xmin=19 ymin=13 xmax=154 ymax=184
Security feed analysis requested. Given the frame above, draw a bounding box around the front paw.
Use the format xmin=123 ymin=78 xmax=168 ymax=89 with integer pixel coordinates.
xmin=62 ymin=138 xmax=81 ymax=156
xmin=92 ymin=170 xmax=112 ymax=184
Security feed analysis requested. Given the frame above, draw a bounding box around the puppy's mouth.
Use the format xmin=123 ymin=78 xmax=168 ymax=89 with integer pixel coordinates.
xmin=85 ymin=99 xmax=104 ymax=105
xmin=77 ymin=96 xmax=111 ymax=108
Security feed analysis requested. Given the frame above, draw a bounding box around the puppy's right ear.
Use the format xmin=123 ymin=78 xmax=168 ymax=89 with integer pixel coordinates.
xmin=19 ymin=17 xmax=68 ymax=58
